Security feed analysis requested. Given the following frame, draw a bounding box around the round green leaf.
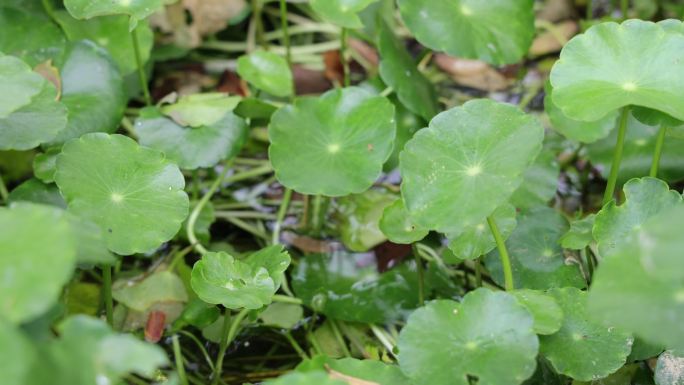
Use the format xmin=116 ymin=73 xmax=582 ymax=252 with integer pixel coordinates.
xmin=0 ymin=54 xmax=43 ymax=118
xmin=190 ymin=246 xmax=291 ymax=310
xmin=540 ymin=288 xmax=632 ymax=382
xmin=655 ymin=351 xmax=684 ymax=385
xmin=0 ymin=57 xmax=67 ymax=151
xmin=400 ymin=99 xmax=543 ymax=234
xmin=64 ymin=0 xmax=172 ymax=29
xmin=237 ymin=51 xmax=293 ymax=97
xmin=259 ymin=302 xmax=303 ymax=329
xmin=397 ymin=0 xmax=535 ymax=66
xmin=511 ymin=289 xmax=563 ymax=336
xmin=447 ymin=203 xmax=516 ymax=261
xmin=377 ymin=20 xmax=438 ymax=121
xmin=0 ymin=318 xmax=35 ymax=385
xmin=550 ymin=20 xmax=684 ymax=122
xmin=54 ymin=12 xmax=153 ymax=76
xmin=397 ymin=289 xmax=539 ymax=385
xmin=160 ymin=93 xmax=241 ymax=128
xmin=292 ymin=253 xmax=421 ymax=323
xmin=379 ymin=198 xmax=428 ymax=244
xmin=263 ymin=371 xmax=346 ymax=385
xmin=510 ymin=148 xmax=560 ymax=210
xmin=560 ymin=214 xmax=596 ymax=250
xmin=49 ymin=40 xmax=126 ymax=144
xmin=335 ymin=189 xmax=395 ymax=252
xmin=54 ymin=133 xmax=189 ymax=255
xmin=0 ymin=7 xmax=66 ymax=66
xmin=485 ymin=207 xmax=586 ymax=290
xmin=0 ymin=203 xmax=76 ymax=323
xmin=593 ymin=177 xmax=682 ymax=256
xmin=135 ymin=108 xmax=248 ymax=170
xmin=544 ymin=81 xmax=617 ymax=143
xmin=310 ymin=0 xmax=378 ymax=29
xmin=269 ymin=87 xmax=396 ymax=196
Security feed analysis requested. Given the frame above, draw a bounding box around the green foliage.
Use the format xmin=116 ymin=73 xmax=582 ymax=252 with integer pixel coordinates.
xmin=237 ymin=51 xmax=293 ymax=97
xmin=310 ymin=0 xmax=379 ymax=28
xmin=64 ymin=0 xmax=174 ymax=30
xmin=379 ymin=198 xmax=428 ymax=244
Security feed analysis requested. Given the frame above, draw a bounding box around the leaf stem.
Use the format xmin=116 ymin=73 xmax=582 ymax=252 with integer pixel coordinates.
xmin=0 ymin=172 xmax=8 ymax=203
xmin=412 ymin=244 xmax=425 ymax=306
xmin=272 ymin=294 xmax=302 ymax=305
xmin=487 ymin=216 xmax=514 ymax=291
xmin=283 ymin=331 xmax=309 ymax=360
xmin=311 ymin=194 xmax=324 ymax=233
xmin=188 ymin=162 xmax=233 ymax=254
xmin=272 ymin=188 xmax=293 ymax=245
xmin=329 ymin=320 xmax=351 ymax=357
xmin=213 ymin=309 xmax=250 ymax=385
xmin=602 ymin=106 xmax=630 ymax=205
xmin=172 ymin=334 xmax=189 ymax=385
xmin=279 ymin=0 xmax=291 ymax=67
xmin=131 ymin=26 xmax=152 ymax=106
xmin=102 ymin=265 xmax=114 ymax=326
xmin=620 ymin=0 xmax=629 ymax=20
xmin=340 ymin=28 xmax=350 ymax=87
xmin=650 ymin=125 xmax=666 ymax=178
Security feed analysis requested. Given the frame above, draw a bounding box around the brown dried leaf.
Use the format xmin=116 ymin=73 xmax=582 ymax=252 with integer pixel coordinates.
xmin=530 ymin=21 xmax=578 ymax=57
xmin=144 ymin=310 xmax=166 ymax=343
xmin=434 ymin=54 xmax=512 ymax=91
xmin=34 ymin=60 xmax=61 ymax=101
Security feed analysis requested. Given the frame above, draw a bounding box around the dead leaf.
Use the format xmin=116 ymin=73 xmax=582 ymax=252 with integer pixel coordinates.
xmin=292 ymin=65 xmax=332 ymax=95
xmin=282 ymin=231 xmax=335 ymax=253
xmin=530 ymin=20 xmax=578 ymax=57
xmin=434 ymin=54 xmax=512 ymax=91
xmin=324 ymin=50 xmax=345 ymax=85
xmin=34 ymin=60 xmax=61 ymax=101
xmin=326 ymin=366 xmax=380 ymax=385
xmin=537 ymin=0 xmax=575 ymax=22
xmin=349 ymin=38 xmax=379 ymax=67
xmin=144 ymin=310 xmax=166 ymax=343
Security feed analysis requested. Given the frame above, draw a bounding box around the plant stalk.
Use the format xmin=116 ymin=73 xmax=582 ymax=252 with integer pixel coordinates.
xmin=602 ymin=107 xmax=630 ymax=205
xmin=279 ymin=0 xmax=291 ymax=67
xmin=102 ymin=265 xmax=114 ymax=326
xmin=0 ymin=172 xmax=8 ymax=203
xmin=620 ymin=0 xmax=629 ymax=20
xmin=487 ymin=216 xmax=514 ymax=291
xmin=188 ymin=162 xmax=233 ymax=254
xmin=131 ymin=26 xmax=152 ymax=106
xmin=213 ymin=309 xmax=250 ymax=385
xmin=650 ymin=126 xmax=666 ymax=178
xmin=172 ymin=334 xmax=189 ymax=385
xmin=272 ymin=188 xmax=293 ymax=245
xmin=412 ymin=244 xmax=425 ymax=306
xmin=340 ymin=28 xmax=350 ymax=87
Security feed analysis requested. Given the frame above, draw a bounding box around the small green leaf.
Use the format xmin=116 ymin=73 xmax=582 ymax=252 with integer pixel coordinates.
xmin=0 ymin=54 xmax=44 ymax=117
xmin=655 ymin=351 xmax=684 ymax=385
xmin=511 ymin=289 xmax=563 ymax=335
xmin=550 ymin=20 xmax=684 ymax=122
xmin=545 ymin=81 xmax=617 ymax=143
xmin=8 ymin=178 xmax=66 ymax=208
xmin=259 ymin=302 xmax=303 ymax=329
xmin=540 ymin=288 xmax=632 ymax=382
xmin=510 ymin=148 xmax=560 ymax=210
xmin=263 ymin=371 xmax=346 ymax=385
xmin=190 ymin=246 xmax=291 ymax=309
xmin=397 ymin=289 xmax=539 ymax=385
xmin=0 ymin=7 xmax=66 ymax=66
xmin=54 ymin=133 xmax=190 ymax=255
xmin=0 ymin=317 xmax=35 ymax=385
xmin=54 ymin=11 xmax=154 ymax=76
xmin=397 ymin=0 xmax=535 ymax=65
xmin=160 ymin=93 xmax=241 ymax=127
xmin=632 ymin=106 xmax=683 ymax=129
xmin=447 ymin=203 xmax=516 ymax=261
xmin=299 ymin=357 xmax=411 ymax=385
xmin=0 ymin=203 xmax=76 ymax=324
xmin=400 ymin=99 xmax=543 ymax=234
xmin=33 ymin=147 xmax=60 ymax=183
xmin=379 ymin=198 xmax=429 ymax=244
xmin=64 ymin=0 xmax=173 ymax=30
xmin=292 ymin=253 xmax=421 ymax=323
xmin=593 ymin=177 xmax=681 ymax=256
xmin=335 ymin=189 xmax=395 ymax=252
xmin=269 ymin=87 xmax=396 ymax=196
xmin=377 ymin=20 xmax=438 ymax=121
xmin=237 ymin=51 xmax=293 ymax=97
xmin=310 ymin=0 xmax=378 ymax=29
xmin=135 ymin=107 xmax=248 ymax=170
xmin=485 ymin=207 xmax=585 ymax=290
xmin=113 ymin=271 xmax=188 ymax=312
xmin=560 ymin=214 xmax=596 ymax=250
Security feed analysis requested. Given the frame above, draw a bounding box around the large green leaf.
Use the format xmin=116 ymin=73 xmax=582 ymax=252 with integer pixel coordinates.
xmin=237 ymin=51 xmax=293 ymax=97
xmin=335 ymin=189 xmax=395 ymax=252
xmin=550 ymin=20 xmax=684 ymax=122
xmin=397 ymin=0 xmax=535 ymax=65
xmin=0 ymin=7 xmax=66 ymax=66
xmin=0 ymin=54 xmax=43 ymax=118
xmin=64 ymin=0 xmax=174 ymax=30
xmin=54 ymin=133 xmax=189 ymax=255
xmin=269 ymin=87 xmax=396 ymax=196
xmin=0 ymin=55 xmax=67 ymax=151
xmin=447 ymin=203 xmax=516 ymax=261
xmin=54 ymin=11 xmax=153 ymax=76
xmin=485 ymin=207 xmax=585 ymax=290
xmin=511 ymin=289 xmax=563 ymax=336
xmin=540 ymin=288 xmax=632 ymax=381
xmin=190 ymin=246 xmax=291 ymax=309
xmin=377 ymin=20 xmax=437 ymax=121
xmin=0 ymin=317 xmax=35 ymax=385
xmin=292 ymin=252 xmax=421 ymax=323
xmin=593 ymin=177 xmax=681 ymax=256
xmin=49 ymin=40 xmax=126 ymax=144
xmin=310 ymin=0 xmax=378 ymax=28
xmin=379 ymin=198 xmax=429 ymax=244
xmin=397 ymin=289 xmax=539 ymax=385
xmin=400 ymin=99 xmax=543 ymax=234
xmin=0 ymin=203 xmax=76 ymax=324
xmin=135 ymin=107 xmax=248 ymax=170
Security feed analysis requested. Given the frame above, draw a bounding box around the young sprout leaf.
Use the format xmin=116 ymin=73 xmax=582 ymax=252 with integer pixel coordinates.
xmin=377 ymin=20 xmax=438 ymax=121
xmin=397 ymin=289 xmax=539 ymax=385
xmin=53 ymin=12 xmax=154 ymax=76
xmin=510 ymin=289 xmax=563 ymax=335
xmin=190 ymin=246 xmax=291 ymax=310
xmin=335 ymin=189 xmax=396 ymax=252
xmin=136 ymin=106 xmax=248 ymax=170
xmin=0 ymin=7 xmax=66 ymax=66
xmin=379 ymin=198 xmax=429 ymax=244
xmin=560 ymin=214 xmax=596 ymax=250
xmin=160 ymin=93 xmax=241 ymax=127
xmin=447 ymin=203 xmax=517 ymax=261
xmin=269 ymin=87 xmax=396 ymax=196
xmin=64 ymin=0 xmax=174 ymax=30
xmin=54 ymin=133 xmax=190 ymax=255
xmin=485 ymin=207 xmax=585 ymax=290
xmin=237 ymin=51 xmax=294 ymax=97
xmin=400 ymin=99 xmax=543 ymax=234
xmin=397 ymin=0 xmax=535 ymax=66
xmin=33 ymin=147 xmax=60 ymax=183
xmin=550 ymin=20 xmax=684 ymax=122
xmin=593 ymin=177 xmax=682 ymax=256
xmin=540 ymin=288 xmax=632 ymax=381
xmin=0 ymin=203 xmax=76 ymax=324
xmin=259 ymin=302 xmax=303 ymax=330
xmin=310 ymin=0 xmax=379 ymax=29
